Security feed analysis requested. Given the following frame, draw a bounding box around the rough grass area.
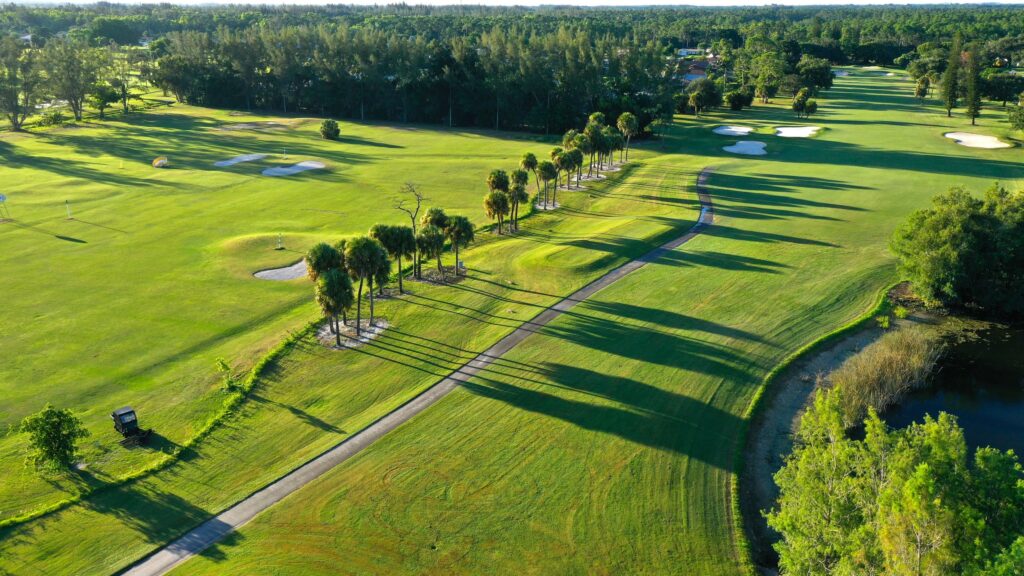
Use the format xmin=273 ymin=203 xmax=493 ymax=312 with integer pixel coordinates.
xmin=826 ymin=324 xmax=945 ymax=425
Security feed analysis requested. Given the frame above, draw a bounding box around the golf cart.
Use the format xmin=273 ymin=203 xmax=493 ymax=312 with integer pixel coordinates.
xmin=111 ymin=406 xmax=152 ymax=446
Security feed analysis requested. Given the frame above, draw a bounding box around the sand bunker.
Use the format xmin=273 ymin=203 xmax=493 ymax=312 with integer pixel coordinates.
xmin=214 ymin=154 xmax=268 ymax=167
xmin=775 ymin=126 xmax=821 ymax=138
xmin=944 ymin=132 xmax=1012 ymax=149
xmin=713 ymin=125 xmax=754 ymax=136
xmin=723 ymin=141 xmax=767 ymax=156
xmin=885 ymin=72 xmax=896 ymax=76
xmin=254 ymin=259 xmax=307 ymax=280
xmin=834 ymin=70 xmax=850 ymax=77
xmin=262 ymin=161 xmax=327 ymax=177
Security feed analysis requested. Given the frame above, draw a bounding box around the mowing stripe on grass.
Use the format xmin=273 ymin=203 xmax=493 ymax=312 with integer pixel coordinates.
xmin=121 ymin=166 xmax=716 ymax=576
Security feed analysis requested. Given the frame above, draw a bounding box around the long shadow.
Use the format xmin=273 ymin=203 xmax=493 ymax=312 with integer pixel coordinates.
xmin=461 ymin=362 xmax=743 ymax=470
xmin=577 ymin=300 xmax=770 ymax=343
xmin=536 ymin=312 xmax=754 ymax=382
xmin=250 ymin=394 xmax=345 ymax=434
xmin=701 ymin=224 xmax=840 ymax=247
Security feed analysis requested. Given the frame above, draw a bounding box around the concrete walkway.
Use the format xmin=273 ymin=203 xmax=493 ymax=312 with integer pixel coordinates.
xmin=121 ymin=167 xmax=716 ymax=576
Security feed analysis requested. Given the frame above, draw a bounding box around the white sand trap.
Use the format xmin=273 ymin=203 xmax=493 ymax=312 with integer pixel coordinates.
xmin=713 ymin=125 xmax=754 ymax=136
xmin=775 ymin=126 xmax=821 ymax=138
xmin=262 ymin=161 xmax=327 ymax=177
xmin=254 ymin=259 xmax=307 ymax=280
xmin=834 ymin=70 xmax=850 ymax=77
xmin=944 ymin=132 xmax=1012 ymax=149
xmin=886 ymin=72 xmax=896 ymax=76
xmin=723 ymin=141 xmax=767 ymax=156
xmin=214 ymin=153 xmax=268 ymax=167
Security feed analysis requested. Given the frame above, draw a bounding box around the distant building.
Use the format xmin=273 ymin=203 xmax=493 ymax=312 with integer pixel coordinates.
xmin=677 ymin=48 xmax=702 ymax=57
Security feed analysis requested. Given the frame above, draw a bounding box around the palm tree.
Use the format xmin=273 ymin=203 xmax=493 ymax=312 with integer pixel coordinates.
xmin=569 ymin=148 xmax=584 ymax=187
xmin=510 ymin=182 xmax=529 ymax=231
xmin=537 ymin=160 xmax=556 ymax=208
xmin=483 ymin=190 xmax=510 ymax=233
xmin=562 ymin=129 xmax=578 ymax=149
xmin=520 ymin=152 xmax=539 ymax=194
xmin=549 ymin=147 xmax=563 ymax=189
xmin=573 ymin=133 xmax=593 ymax=180
xmin=617 ymin=112 xmax=638 ymax=162
xmin=510 ymin=169 xmax=529 ymax=229
xmin=345 ymin=236 xmax=387 ymax=336
xmin=390 ymin=225 xmax=416 ymax=292
xmin=588 ymin=111 xmax=606 ymax=126
xmin=600 ymin=126 xmax=616 ymax=170
xmin=487 ymin=169 xmax=510 ymax=194
xmin=416 ymin=225 xmax=446 ymax=276
xmin=584 ymin=123 xmax=603 ymax=177
xmin=315 ymin=268 xmax=354 ymax=345
xmin=421 ymin=207 xmax=449 ymax=230
xmin=445 ymin=215 xmax=475 ymax=275
xmin=305 ymin=242 xmax=341 ymax=282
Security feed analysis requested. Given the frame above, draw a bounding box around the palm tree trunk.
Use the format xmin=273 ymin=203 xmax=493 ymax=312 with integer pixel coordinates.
xmin=342 ymin=308 xmax=348 ymax=327
xmin=455 ymin=244 xmax=460 ymax=275
xmin=625 ymin=136 xmax=631 ymax=161
xmin=334 ymin=315 xmax=341 ymax=346
xmin=533 ymin=170 xmax=540 ymax=193
xmin=369 ymin=276 xmax=375 ymax=327
xmin=397 ymin=254 xmax=404 ymax=293
xmin=356 ymin=278 xmax=364 ymax=336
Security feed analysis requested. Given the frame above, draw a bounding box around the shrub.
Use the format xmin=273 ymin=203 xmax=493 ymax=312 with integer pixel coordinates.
xmin=725 ymin=90 xmax=745 ymax=111
xmin=825 ymin=324 xmax=944 ymax=426
xmin=894 ymin=305 xmax=909 ymax=319
xmin=320 ymin=119 xmax=340 ymax=140
xmin=39 ymin=110 xmax=65 ymax=126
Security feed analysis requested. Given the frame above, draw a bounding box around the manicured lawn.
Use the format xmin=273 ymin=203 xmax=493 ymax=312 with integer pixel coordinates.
xmin=165 ymin=70 xmax=1023 ymax=575
xmin=0 ymin=110 xmax=700 ymax=572
xmin=0 ymin=105 xmax=563 ymax=517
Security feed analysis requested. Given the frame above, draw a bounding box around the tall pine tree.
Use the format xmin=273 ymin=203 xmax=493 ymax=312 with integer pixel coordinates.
xmin=965 ymin=48 xmax=981 ymax=125
xmin=941 ymin=34 xmax=962 ymax=117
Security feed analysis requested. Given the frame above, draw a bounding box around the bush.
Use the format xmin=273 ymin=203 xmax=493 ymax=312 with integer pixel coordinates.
xmin=724 ymin=90 xmax=745 ymax=111
xmin=825 ymin=324 xmax=943 ymax=426
xmin=39 ymin=110 xmax=65 ymax=126
xmin=894 ymin=305 xmax=909 ymax=319
xmin=320 ymin=119 xmax=340 ymax=140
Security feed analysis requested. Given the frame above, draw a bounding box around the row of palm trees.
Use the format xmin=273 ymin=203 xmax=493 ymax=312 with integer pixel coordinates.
xmin=484 ymin=111 xmax=639 ymax=232
xmin=307 ymin=207 xmax=475 ymax=342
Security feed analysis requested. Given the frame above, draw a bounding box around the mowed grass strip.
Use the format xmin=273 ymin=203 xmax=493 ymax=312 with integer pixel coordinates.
xmin=0 ymin=121 xmax=700 ymax=574
xmin=167 ymin=71 xmax=1023 ymax=575
xmin=0 ymin=106 xmax=564 ymax=516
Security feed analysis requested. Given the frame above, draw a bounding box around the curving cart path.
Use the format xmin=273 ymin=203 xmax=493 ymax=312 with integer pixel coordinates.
xmin=121 ymin=167 xmax=716 ymax=576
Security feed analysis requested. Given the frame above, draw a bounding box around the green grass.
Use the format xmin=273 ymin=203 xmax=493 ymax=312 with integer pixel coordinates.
xmin=0 ymin=105 xmax=700 ymax=572
xmin=153 ymin=69 xmax=1021 ymax=575
xmin=0 ymin=104 xmax=570 ymax=518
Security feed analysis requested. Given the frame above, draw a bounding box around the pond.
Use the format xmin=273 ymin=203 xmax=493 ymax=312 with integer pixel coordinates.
xmin=883 ymin=323 xmax=1024 ymax=455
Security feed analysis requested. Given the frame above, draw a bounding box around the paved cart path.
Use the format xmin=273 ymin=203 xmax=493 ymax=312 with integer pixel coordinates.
xmin=122 ymin=167 xmax=716 ymax=576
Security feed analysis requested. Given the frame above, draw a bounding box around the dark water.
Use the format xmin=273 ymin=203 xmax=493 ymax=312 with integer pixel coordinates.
xmin=883 ymin=324 xmax=1024 ymax=456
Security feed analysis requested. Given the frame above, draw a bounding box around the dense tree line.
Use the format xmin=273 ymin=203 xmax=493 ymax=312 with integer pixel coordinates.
xmin=142 ymin=24 xmax=674 ymax=134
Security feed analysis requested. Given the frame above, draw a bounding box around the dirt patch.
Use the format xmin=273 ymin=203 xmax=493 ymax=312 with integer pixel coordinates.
xmin=412 ymin=266 xmax=467 ymax=285
xmin=317 ymin=318 xmax=389 ymax=349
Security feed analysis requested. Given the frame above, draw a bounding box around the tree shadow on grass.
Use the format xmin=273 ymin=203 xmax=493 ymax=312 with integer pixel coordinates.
xmin=577 ymin=300 xmax=770 ymax=343
xmin=536 ymin=311 xmax=754 ymax=382
xmin=250 ymin=394 xmax=345 ymax=435
xmin=462 ymin=361 xmax=742 ymax=470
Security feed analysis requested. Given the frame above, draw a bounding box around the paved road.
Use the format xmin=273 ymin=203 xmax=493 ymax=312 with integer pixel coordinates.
xmin=121 ymin=167 xmax=716 ymax=576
